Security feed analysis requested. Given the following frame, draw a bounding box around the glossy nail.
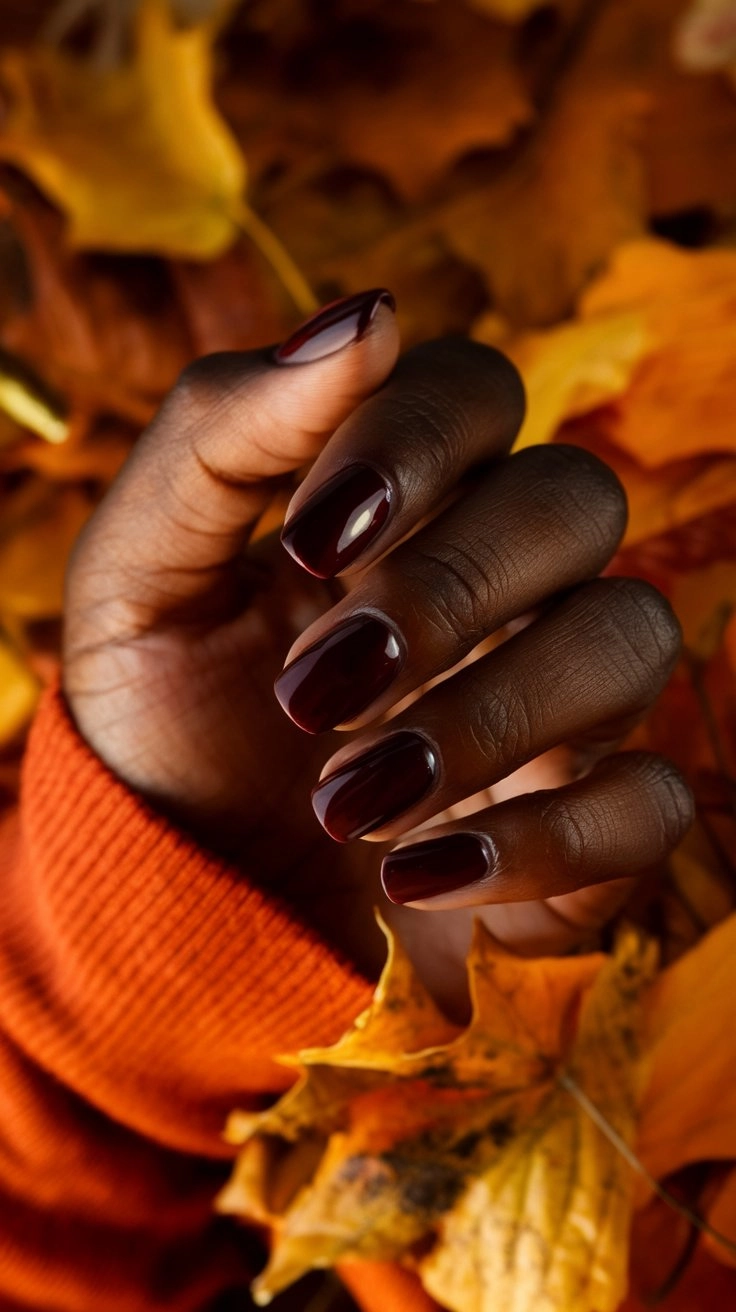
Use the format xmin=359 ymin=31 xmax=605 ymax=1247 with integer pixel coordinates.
xmin=281 ymin=464 xmax=392 ymax=578
xmin=312 ymin=732 xmax=438 ymax=842
xmin=274 ymin=288 xmax=395 ymax=365
xmin=380 ymin=833 xmax=495 ymax=904
xmin=275 ymin=615 xmax=405 ymax=734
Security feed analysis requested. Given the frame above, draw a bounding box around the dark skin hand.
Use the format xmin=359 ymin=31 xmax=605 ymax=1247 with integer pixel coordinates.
xmin=63 ymin=290 xmax=694 ymax=1020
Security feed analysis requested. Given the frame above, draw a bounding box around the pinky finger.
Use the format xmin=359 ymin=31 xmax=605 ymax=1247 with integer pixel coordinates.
xmin=380 ymin=753 xmax=694 ymax=910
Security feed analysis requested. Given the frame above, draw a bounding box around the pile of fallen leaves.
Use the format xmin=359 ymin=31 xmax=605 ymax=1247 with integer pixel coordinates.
xmin=0 ymin=0 xmax=734 ymax=1308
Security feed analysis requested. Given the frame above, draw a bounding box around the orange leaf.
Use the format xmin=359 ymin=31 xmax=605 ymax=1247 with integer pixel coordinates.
xmin=581 ymin=240 xmax=736 ymax=465
xmin=638 ymin=914 xmax=736 ymax=1188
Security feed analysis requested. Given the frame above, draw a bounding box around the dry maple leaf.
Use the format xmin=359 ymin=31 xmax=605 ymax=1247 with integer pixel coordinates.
xmin=220 ymin=919 xmax=659 ymax=1312
xmin=0 ymin=0 xmax=245 ymax=259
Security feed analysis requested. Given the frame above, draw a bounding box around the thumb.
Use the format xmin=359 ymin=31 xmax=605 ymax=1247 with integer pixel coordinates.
xmin=70 ymin=289 xmax=399 ymax=616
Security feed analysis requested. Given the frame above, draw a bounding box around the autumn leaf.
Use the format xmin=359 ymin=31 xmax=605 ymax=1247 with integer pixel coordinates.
xmin=220 ymin=920 xmax=657 ymax=1312
xmin=0 ymin=0 xmax=245 ymax=260
xmin=0 ymin=633 xmax=38 ymax=746
xmin=0 ymin=482 xmax=93 ymax=622
xmin=488 ymin=309 xmax=651 ymax=451
xmin=491 ymin=238 xmax=736 ymax=467
xmin=637 ymin=912 xmax=736 ymax=1188
xmin=435 ymin=0 xmax=665 ymax=326
xmin=222 ymin=1 xmax=533 ymax=204
xmin=580 ymin=240 xmax=736 ymax=466
xmin=466 ymin=0 xmax=553 ymax=20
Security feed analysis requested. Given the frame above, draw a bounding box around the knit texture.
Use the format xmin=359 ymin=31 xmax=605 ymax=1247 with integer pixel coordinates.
xmin=0 ymin=682 xmax=421 ymax=1310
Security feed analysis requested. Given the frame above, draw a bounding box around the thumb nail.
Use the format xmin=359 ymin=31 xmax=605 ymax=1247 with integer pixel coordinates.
xmin=274 ymin=289 xmax=396 ymax=366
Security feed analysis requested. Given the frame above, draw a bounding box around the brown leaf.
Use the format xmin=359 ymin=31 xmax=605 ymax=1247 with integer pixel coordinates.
xmin=223 ymin=1 xmax=533 ymax=202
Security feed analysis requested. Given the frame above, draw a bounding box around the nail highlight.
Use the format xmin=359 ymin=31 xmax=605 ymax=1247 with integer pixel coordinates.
xmin=381 ymin=833 xmax=495 ymax=904
xmin=281 ymin=464 xmax=392 ymax=578
xmin=274 ymin=288 xmax=395 ymax=365
xmin=311 ymin=732 xmax=438 ymax=842
xmin=275 ymin=614 xmax=405 ymax=734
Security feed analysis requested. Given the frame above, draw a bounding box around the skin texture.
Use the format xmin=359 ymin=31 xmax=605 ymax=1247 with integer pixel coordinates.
xmin=63 ymin=303 xmax=693 ymax=1019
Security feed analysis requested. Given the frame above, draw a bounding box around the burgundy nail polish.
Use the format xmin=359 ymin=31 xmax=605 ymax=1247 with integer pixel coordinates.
xmin=274 ymin=288 xmax=396 ymax=364
xmin=281 ymin=464 xmax=392 ymax=578
xmin=275 ymin=614 xmax=405 ymax=734
xmin=381 ymin=833 xmax=495 ymax=904
xmin=312 ymin=732 xmax=438 ymax=842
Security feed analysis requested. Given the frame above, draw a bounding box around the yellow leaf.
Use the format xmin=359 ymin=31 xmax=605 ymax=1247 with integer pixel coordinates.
xmin=419 ymin=930 xmax=656 ymax=1312
xmin=295 ymin=914 xmax=460 ymax=1072
xmin=0 ymin=0 xmax=246 ymax=259
xmin=221 ymin=922 xmax=657 ymax=1312
xmin=0 ymin=635 xmax=39 ymax=745
xmin=492 ymin=310 xmax=650 ymax=451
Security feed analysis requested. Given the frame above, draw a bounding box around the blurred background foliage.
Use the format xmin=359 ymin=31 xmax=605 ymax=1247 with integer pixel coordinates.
xmin=0 ymin=1 xmax=735 ymax=1304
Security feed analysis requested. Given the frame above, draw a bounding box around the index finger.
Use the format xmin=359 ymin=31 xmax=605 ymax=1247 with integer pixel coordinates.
xmin=280 ymin=338 xmax=526 ymax=579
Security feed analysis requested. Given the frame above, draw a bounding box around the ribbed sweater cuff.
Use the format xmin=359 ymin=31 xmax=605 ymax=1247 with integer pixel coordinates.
xmin=0 ymin=681 xmax=374 ymax=1157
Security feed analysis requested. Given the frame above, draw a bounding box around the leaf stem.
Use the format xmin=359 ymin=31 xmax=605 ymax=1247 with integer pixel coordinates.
xmin=234 ymin=201 xmax=318 ymax=317
xmin=558 ymin=1069 xmax=736 ymax=1261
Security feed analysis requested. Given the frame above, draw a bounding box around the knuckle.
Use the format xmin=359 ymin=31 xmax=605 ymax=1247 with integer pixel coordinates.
xmin=581 ymin=578 xmax=682 ymax=704
xmin=465 ymin=677 xmax=532 ymax=768
xmin=402 ymin=337 xmax=527 ymax=432
xmin=539 ymin=794 xmax=597 ymax=883
xmin=390 ymin=387 xmax=476 ymax=483
xmin=624 ymin=753 xmax=695 ymax=846
xmin=609 ymin=578 xmax=682 ymax=675
xmin=169 ymin=352 xmax=252 ymax=429
xmin=171 ymin=354 xmax=225 ymax=416
xmin=467 ymin=340 xmax=527 ymax=426
xmin=509 ymin=443 xmax=629 ymax=561
xmin=522 ymin=444 xmax=628 ymax=554
xmin=406 ymin=539 xmax=503 ymax=647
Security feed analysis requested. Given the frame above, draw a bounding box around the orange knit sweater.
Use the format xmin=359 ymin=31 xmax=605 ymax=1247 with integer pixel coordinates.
xmin=0 ymin=683 xmax=437 ymax=1311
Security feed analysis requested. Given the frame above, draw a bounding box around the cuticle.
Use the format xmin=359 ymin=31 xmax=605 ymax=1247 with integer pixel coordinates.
xmin=282 ymin=460 xmax=396 ymax=535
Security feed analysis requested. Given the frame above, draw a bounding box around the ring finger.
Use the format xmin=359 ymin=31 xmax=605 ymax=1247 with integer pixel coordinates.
xmin=309 ymin=576 xmax=683 ymax=842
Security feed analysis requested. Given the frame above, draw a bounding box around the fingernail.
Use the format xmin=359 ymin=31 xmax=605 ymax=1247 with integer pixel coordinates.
xmin=274 ymin=288 xmax=396 ymax=365
xmin=275 ymin=614 xmax=405 ymax=734
xmin=281 ymin=464 xmax=392 ymax=578
xmin=381 ymin=833 xmax=495 ymax=904
xmin=312 ymin=732 xmax=438 ymax=842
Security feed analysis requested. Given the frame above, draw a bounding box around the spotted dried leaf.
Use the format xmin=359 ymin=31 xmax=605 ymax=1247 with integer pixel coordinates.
xmin=221 ymin=920 xmax=657 ymax=1312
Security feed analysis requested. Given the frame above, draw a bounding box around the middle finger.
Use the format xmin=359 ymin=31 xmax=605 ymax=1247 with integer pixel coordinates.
xmin=275 ymin=443 xmax=627 ymax=734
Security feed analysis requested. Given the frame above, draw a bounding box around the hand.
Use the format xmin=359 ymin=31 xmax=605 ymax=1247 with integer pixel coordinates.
xmin=63 ymin=291 xmax=693 ymax=1018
